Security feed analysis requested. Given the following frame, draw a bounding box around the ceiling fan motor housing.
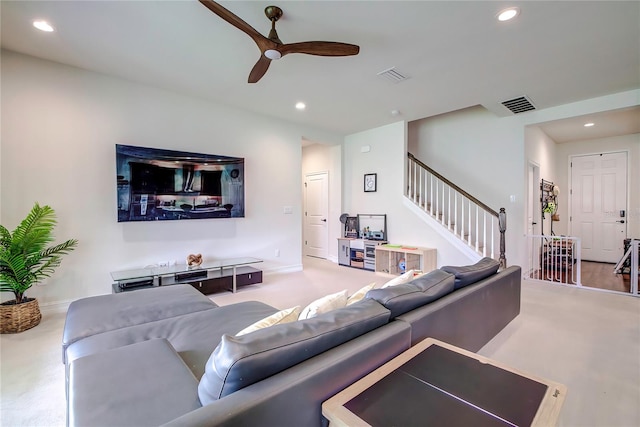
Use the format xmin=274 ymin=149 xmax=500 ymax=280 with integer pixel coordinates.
xmin=264 ymin=6 xmax=283 ymax=21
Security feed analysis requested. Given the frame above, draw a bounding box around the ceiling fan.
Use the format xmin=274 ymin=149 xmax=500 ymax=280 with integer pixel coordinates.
xmin=199 ymin=0 xmax=360 ymax=83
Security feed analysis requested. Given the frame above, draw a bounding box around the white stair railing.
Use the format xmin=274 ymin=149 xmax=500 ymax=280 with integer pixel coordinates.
xmin=407 ymin=153 xmax=505 ymax=265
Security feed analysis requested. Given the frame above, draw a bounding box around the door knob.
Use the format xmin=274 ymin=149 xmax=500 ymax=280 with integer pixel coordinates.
xmin=616 ymin=220 xmax=625 ymax=224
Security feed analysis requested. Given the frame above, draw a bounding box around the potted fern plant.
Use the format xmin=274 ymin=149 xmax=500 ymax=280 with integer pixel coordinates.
xmin=0 ymin=203 xmax=78 ymax=333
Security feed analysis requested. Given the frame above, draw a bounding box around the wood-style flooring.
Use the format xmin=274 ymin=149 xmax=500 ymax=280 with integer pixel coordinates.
xmin=580 ymin=260 xmax=632 ymax=293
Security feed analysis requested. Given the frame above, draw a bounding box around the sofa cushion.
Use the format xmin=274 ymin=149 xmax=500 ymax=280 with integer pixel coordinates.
xmin=197 ymin=298 xmax=390 ymax=405
xmin=365 ymin=269 xmax=455 ymax=318
xmin=235 ymin=306 xmax=301 ymax=336
xmin=298 ymin=289 xmax=348 ymax=320
xmin=441 ymin=257 xmax=500 ymax=290
xmin=62 ymin=284 xmax=217 ymax=363
xmin=68 ymin=338 xmax=201 ymax=427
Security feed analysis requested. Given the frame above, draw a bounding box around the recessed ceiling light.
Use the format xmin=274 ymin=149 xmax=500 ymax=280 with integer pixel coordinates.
xmin=33 ymin=20 xmax=54 ymax=32
xmin=295 ymin=102 xmax=306 ymax=110
xmin=497 ymin=7 xmax=520 ymax=22
xmin=584 ymin=122 xmax=595 ymax=127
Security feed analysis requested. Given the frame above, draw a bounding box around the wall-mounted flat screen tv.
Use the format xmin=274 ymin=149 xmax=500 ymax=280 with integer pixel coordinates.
xmin=116 ymin=144 xmax=244 ymax=222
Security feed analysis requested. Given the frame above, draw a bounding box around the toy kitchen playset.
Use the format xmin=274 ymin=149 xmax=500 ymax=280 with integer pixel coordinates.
xmin=338 ymin=214 xmax=387 ymax=271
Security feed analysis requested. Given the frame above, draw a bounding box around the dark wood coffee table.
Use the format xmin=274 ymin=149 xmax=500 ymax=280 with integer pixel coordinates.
xmin=323 ymin=338 xmax=566 ymax=427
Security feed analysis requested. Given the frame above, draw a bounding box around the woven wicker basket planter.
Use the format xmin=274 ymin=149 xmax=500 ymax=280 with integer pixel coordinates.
xmin=0 ymin=298 xmax=42 ymax=334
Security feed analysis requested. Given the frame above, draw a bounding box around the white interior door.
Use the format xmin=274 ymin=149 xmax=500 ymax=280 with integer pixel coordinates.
xmin=571 ymin=152 xmax=627 ymax=263
xmin=526 ymin=162 xmax=542 ymax=277
xmin=527 ymin=162 xmax=541 ymax=236
xmin=304 ymin=172 xmax=329 ymax=259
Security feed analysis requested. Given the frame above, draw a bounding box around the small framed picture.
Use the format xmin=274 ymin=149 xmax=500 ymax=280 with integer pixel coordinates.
xmin=364 ymin=173 xmax=377 ymax=192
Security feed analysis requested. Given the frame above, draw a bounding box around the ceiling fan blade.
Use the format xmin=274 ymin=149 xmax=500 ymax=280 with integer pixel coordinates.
xmin=278 ymin=42 xmax=360 ymax=57
xmin=199 ymin=0 xmax=274 ymax=51
xmin=248 ymin=56 xmax=272 ymax=83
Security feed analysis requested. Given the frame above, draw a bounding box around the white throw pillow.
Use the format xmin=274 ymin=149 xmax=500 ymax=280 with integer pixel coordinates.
xmin=347 ymin=282 xmax=377 ymax=305
xmin=298 ymin=290 xmax=348 ymax=320
xmin=236 ymin=306 xmax=301 ymax=336
xmin=381 ymin=270 xmax=415 ymax=288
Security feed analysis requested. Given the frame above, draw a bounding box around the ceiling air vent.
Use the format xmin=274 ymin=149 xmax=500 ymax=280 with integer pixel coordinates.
xmin=502 ymin=96 xmax=536 ymax=114
xmin=377 ymin=67 xmax=409 ymax=83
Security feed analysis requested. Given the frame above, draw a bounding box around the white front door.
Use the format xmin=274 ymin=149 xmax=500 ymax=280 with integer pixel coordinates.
xmin=571 ymin=152 xmax=627 ymax=263
xmin=304 ymin=172 xmax=329 ymax=259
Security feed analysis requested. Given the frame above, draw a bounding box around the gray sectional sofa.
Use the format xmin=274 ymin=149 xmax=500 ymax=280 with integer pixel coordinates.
xmin=63 ymin=258 xmax=521 ymax=427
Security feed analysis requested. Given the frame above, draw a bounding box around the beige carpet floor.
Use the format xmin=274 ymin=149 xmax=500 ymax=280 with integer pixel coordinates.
xmin=1 ymin=257 xmax=638 ymax=426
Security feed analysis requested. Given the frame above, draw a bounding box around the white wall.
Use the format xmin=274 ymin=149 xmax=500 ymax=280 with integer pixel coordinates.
xmin=525 ymin=125 xmax=558 ymax=236
xmin=343 ymin=122 xmax=474 ymax=267
xmin=408 ymin=106 xmax=525 ymax=266
xmin=0 ymin=50 xmax=342 ymax=306
xmin=301 ymin=143 xmax=342 ymax=262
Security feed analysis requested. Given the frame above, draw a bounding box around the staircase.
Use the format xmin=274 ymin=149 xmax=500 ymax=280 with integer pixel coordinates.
xmin=406 ymin=153 xmax=506 ymax=267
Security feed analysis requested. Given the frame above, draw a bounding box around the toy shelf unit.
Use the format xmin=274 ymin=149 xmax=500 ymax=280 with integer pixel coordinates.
xmin=350 ymin=239 xmax=365 ymax=269
xmin=375 ymin=245 xmax=436 ymax=277
xmin=357 ymin=214 xmax=387 ymax=241
xmin=338 ymin=213 xmax=388 ymax=271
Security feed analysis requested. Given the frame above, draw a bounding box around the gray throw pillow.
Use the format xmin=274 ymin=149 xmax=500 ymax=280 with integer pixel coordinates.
xmin=440 ymin=257 xmax=500 ymax=290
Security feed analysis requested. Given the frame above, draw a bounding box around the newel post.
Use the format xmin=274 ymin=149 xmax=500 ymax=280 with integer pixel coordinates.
xmin=498 ymin=208 xmax=507 ymax=269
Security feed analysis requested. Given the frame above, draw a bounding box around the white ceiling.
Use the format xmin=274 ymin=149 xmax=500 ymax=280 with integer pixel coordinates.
xmin=1 ymin=1 xmax=639 ymax=140
xmin=536 ymin=105 xmax=640 ymax=144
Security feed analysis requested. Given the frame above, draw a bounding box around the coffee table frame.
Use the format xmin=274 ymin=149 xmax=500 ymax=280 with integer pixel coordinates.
xmin=322 ymin=338 xmax=567 ymax=427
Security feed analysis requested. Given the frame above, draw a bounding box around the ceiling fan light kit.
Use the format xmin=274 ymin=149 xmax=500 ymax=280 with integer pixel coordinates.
xmin=199 ymin=0 xmax=360 ymax=83
xmin=264 ymin=49 xmax=282 ymax=60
